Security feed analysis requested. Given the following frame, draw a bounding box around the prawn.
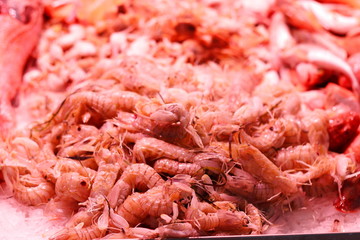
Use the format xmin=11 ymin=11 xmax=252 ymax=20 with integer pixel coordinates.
xmin=117 ymin=181 xmax=193 ymax=227
xmin=153 ymin=158 xmax=204 ymax=177
xmin=225 ymin=168 xmax=282 ymax=203
xmin=231 ymin=142 xmax=298 ymax=194
xmin=245 ymin=204 xmax=264 ymax=234
xmin=2 ymin=167 xmax=55 ymax=206
xmin=272 ymin=143 xmax=318 ymax=170
xmin=239 ymin=119 xmax=286 ymax=152
xmin=38 ymin=90 xmax=145 ymax=132
xmin=55 ymin=172 xmax=91 ymax=202
xmin=90 ymin=163 xmax=120 ymax=198
xmin=132 ymin=137 xmax=197 ymax=163
xmin=301 ymin=109 xmax=329 ymax=155
xmin=41 ymin=158 xmax=96 ymax=183
xmin=134 ymin=103 xmax=204 ymax=148
xmin=50 ymin=224 xmax=105 ymax=240
xmin=185 ymin=193 xmax=251 ymax=233
xmin=107 ymin=163 xmax=165 ymax=208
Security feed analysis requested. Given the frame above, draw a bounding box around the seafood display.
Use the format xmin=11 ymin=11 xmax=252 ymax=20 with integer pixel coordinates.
xmin=2 ymin=0 xmax=360 ymax=239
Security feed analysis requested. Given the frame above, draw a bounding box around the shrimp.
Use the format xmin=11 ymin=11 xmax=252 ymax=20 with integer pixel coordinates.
xmin=55 ymin=172 xmax=91 ymax=202
xmin=153 ymin=222 xmax=199 ymax=238
xmin=231 ymin=142 xmax=298 ymax=194
xmin=272 ymin=143 xmax=318 ymax=170
xmin=301 ymin=109 xmax=329 ymax=155
xmin=239 ymin=119 xmax=286 ymax=152
xmin=50 ymin=224 xmax=106 ymax=240
xmin=154 ymin=158 xmax=204 ymax=177
xmin=245 ymin=204 xmax=264 ymax=234
xmin=225 ymin=168 xmax=282 ymax=203
xmin=134 ymin=103 xmax=204 ymax=148
xmin=117 ymin=181 xmax=193 ymax=227
xmin=185 ymin=193 xmax=251 ymax=233
xmin=302 ymin=174 xmax=337 ymax=197
xmin=107 ymin=163 xmax=165 ymax=208
xmin=132 ymin=137 xmax=197 ymax=163
xmin=3 ymin=167 xmax=55 ymax=206
xmin=39 ymin=90 xmax=145 ymax=131
xmin=90 ymin=163 xmax=120 ymax=198
xmin=40 ymin=158 xmax=96 ymax=183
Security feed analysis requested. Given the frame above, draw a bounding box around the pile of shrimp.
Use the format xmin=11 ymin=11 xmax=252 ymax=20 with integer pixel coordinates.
xmin=2 ymin=0 xmax=360 ymax=239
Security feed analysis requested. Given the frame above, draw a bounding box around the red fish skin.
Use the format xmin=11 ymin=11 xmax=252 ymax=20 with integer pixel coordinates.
xmin=0 ymin=0 xmax=43 ymax=133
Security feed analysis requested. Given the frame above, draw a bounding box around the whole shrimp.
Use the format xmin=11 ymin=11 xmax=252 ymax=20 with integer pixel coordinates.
xmin=185 ymin=193 xmax=251 ymax=233
xmin=0 ymin=0 xmax=43 ymax=133
xmin=2 ymin=167 xmax=55 ymax=206
xmin=239 ymin=119 xmax=286 ymax=152
xmin=153 ymin=158 xmax=204 ymax=177
xmin=272 ymin=143 xmax=318 ymax=170
xmin=50 ymin=201 xmax=110 ymax=240
xmin=40 ymin=158 xmax=96 ymax=183
xmin=107 ymin=163 xmax=165 ymax=208
xmin=134 ymin=102 xmax=204 ymax=148
xmin=224 ymin=167 xmax=282 ymax=203
xmin=132 ymin=137 xmax=197 ymax=163
xmin=55 ymin=172 xmax=91 ymax=202
xmin=231 ymin=142 xmax=298 ymax=194
xmin=37 ymin=90 xmax=145 ymax=132
xmin=117 ymin=180 xmax=193 ymax=226
xmin=90 ymin=163 xmax=120 ymax=198
xmin=301 ymin=109 xmax=329 ymax=155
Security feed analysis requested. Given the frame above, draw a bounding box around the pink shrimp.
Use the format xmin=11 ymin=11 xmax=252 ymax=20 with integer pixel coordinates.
xmin=55 ymin=172 xmax=91 ymax=202
xmin=272 ymin=143 xmax=318 ymax=170
xmin=134 ymin=103 xmax=204 ymax=148
xmin=107 ymin=163 xmax=165 ymax=208
xmin=40 ymin=90 xmax=145 ymax=131
xmin=41 ymin=158 xmax=96 ymax=183
xmin=225 ymin=168 xmax=282 ymax=203
xmin=231 ymin=142 xmax=298 ymax=194
xmin=90 ymin=163 xmax=120 ymax=198
xmin=3 ymin=167 xmax=55 ymax=206
xmin=132 ymin=137 xmax=197 ymax=163
xmin=153 ymin=158 xmax=204 ymax=177
xmin=239 ymin=119 xmax=286 ymax=152
xmin=50 ymin=224 xmax=106 ymax=240
xmin=185 ymin=193 xmax=251 ymax=233
xmin=0 ymin=0 xmax=43 ymax=133
xmin=117 ymin=181 xmax=193 ymax=227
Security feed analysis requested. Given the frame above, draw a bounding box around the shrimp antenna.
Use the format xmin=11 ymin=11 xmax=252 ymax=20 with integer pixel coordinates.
xmin=157 ymin=92 xmax=166 ymax=104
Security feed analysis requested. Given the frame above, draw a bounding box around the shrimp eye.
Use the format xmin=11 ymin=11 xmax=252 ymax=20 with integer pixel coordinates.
xmin=80 ymin=181 xmax=87 ymax=186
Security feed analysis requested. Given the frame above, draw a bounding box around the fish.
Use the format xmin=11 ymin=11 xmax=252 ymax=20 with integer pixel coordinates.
xmin=0 ymin=0 xmax=43 ymax=134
